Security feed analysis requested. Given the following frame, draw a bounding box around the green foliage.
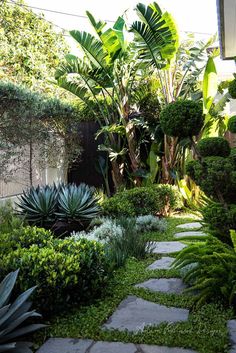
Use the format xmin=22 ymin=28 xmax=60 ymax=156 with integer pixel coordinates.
xmin=160 ymin=100 xmax=204 ymax=138
xmin=0 ymin=226 xmax=53 ymax=253
xmin=0 ymin=200 xmax=23 ymax=233
xmin=105 ymin=217 xmax=152 ymax=268
xmin=0 ymin=232 xmax=109 ymax=315
xmin=17 ymin=183 xmax=101 ymax=232
xmin=174 ymin=236 xmax=236 ymax=308
xmin=0 ymin=270 xmax=45 ymax=352
xmin=197 ymin=137 xmax=231 ymax=157
xmin=102 ymin=185 xmax=180 ymax=217
xmin=0 ymin=82 xmax=82 ymax=182
xmin=186 ymin=156 xmax=236 ymax=204
xmin=202 ymin=203 xmax=236 ymax=244
xmin=228 ymin=78 xmax=236 ymax=99
xmin=0 ymin=0 xmax=68 ymax=92
xmin=228 ymin=115 xmax=236 ymax=133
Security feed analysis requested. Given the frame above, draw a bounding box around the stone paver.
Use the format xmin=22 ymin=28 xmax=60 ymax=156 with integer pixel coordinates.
xmin=147 ymin=257 xmax=175 ymax=270
xmin=228 ymin=320 xmax=236 ymax=353
xmin=174 ymin=231 xmax=207 ymax=239
xmin=140 ymin=345 xmax=198 ymax=353
xmin=37 ymin=339 xmax=200 ymax=353
xmin=102 ymin=295 xmax=189 ymax=332
xmin=151 ymin=242 xmax=187 ymax=254
xmin=135 ymin=278 xmax=186 ymax=294
xmin=176 ymin=222 xmax=202 ymax=230
xmin=90 ymin=341 xmax=136 ymax=353
xmin=36 ymin=338 xmax=93 ymax=353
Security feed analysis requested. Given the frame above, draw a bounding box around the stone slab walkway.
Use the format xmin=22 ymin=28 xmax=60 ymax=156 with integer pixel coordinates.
xmin=151 ymin=241 xmax=187 ymax=254
xmin=174 ymin=231 xmax=207 ymax=239
xmin=228 ymin=320 xmax=236 ymax=353
xmin=176 ymin=222 xmax=202 ymax=230
xmin=37 ymin=338 xmax=198 ymax=353
xmin=135 ymin=278 xmax=186 ymax=294
xmin=102 ymin=295 xmax=189 ymax=332
xmin=147 ymin=257 xmax=175 ymax=270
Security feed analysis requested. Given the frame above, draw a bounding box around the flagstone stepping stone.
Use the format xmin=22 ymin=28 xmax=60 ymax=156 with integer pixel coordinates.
xmin=36 ymin=338 xmax=93 ymax=353
xmin=89 ymin=341 xmax=137 ymax=353
xmin=140 ymin=345 xmax=198 ymax=353
xmin=135 ymin=278 xmax=186 ymax=294
xmin=37 ymin=339 xmax=199 ymax=353
xmin=147 ymin=257 xmax=175 ymax=270
xmin=176 ymin=222 xmax=202 ymax=230
xmin=174 ymin=231 xmax=207 ymax=239
xmin=228 ymin=320 xmax=236 ymax=353
xmin=102 ymin=295 xmax=189 ymax=332
xmin=151 ymin=241 xmax=187 ymax=254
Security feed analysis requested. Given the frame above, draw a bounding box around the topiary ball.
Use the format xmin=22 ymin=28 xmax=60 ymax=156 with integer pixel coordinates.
xmin=160 ymin=100 xmax=204 ymax=138
xmin=229 ymin=79 xmax=236 ymax=99
xmin=228 ymin=115 xmax=236 ymax=133
xmin=197 ymin=137 xmax=231 ymax=157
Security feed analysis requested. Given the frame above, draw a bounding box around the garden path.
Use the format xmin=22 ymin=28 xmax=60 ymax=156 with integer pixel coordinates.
xmin=37 ymin=221 xmax=235 ymax=353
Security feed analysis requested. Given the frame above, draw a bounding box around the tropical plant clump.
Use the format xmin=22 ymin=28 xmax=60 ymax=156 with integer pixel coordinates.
xmin=17 ymin=183 xmax=101 ymax=234
xmin=0 ymin=270 xmax=45 ymax=353
xmin=160 ymin=100 xmax=204 ymax=138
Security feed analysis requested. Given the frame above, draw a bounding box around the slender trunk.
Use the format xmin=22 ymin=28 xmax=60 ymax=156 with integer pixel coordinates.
xmin=29 ymin=138 xmax=33 ymax=186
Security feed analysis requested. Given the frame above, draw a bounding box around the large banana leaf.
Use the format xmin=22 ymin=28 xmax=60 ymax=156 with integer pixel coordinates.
xmin=131 ymin=2 xmax=179 ymax=69
xmin=203 ymin=57 xmax=217 ymax=114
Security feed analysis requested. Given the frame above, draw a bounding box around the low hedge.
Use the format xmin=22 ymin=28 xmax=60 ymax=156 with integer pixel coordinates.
xmin=0 ymin=226 xmax=109 ymax=316
xmin=102 ymin=185 xmax=181 ymax=217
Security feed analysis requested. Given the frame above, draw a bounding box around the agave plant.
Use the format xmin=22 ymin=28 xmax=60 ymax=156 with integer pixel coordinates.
xmin=56 ymin=183 xmax=101 ymax=223
xmin=0 ymin=270 xmax=45 ymax=353
xmin=17 ymin=184 xmax=58 ymax=227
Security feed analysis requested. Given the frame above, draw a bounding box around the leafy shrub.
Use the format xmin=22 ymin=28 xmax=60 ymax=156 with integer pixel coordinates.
xmin=0 ymin=200 xmax=23 ymax=233
xmin=197 ymin=137 xmax=231 ymax=157
xmin=17 ymin=183 xmax=101 ymax=234
xmin=71 ymin=215 xmax=167 ymax=243
xmin=0 ymin=230 xmax=109 ymax=315
xmin=174 ymin=235 xmax=236 ymax=308
xmin=102 ymin=185 xmax=180 ymax=217
xmin=135 ymin=215 xmax=167 ymax=233
xmin=160 ymin=100 xmax=204 ymax=138
xmin=228 ymin=78 xmax=236 ymax=99
xmin=105 ymin=218 xmax=153 ymax=268
xmin=0 ymin=226 xmax=53 ymax=253
xmin=0 ymin=270 xmax=45 ymax=353
xmin=228 ymin=115 xmax=236 ymax=133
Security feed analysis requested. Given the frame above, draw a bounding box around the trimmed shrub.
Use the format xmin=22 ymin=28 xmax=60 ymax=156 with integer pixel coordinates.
xmin=0 ymin=226 xmax=53 ymax=253
xmin=0 ymin=227 xmax=109 ymax=316
xmin=228 ymin=79 xmax=236 ymax=99
xmin=202 ymin=203 xmax=236 ymax=244
xmin=160 ymin=100 xmax=204 ymax=138
xmin=228 ymin=115 xmax=236 ymax=133
xmin=102 ymin=185 xmax=180 ymax=217
xmin=197 ymin=137 xmax=231 ymax=158
xmin=186 ymin=156 xmax=236 ymax=204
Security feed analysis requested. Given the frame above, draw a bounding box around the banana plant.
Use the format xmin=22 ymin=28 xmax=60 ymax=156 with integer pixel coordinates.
xmin=55 ymin=3 xmax=178 ymax=189
xmin=201 ymin=55 xmax=230 ymax=138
